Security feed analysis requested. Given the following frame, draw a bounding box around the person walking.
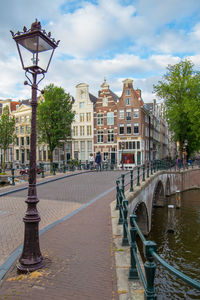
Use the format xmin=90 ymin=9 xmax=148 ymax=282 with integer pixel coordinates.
xmin=89 ymin=153 xmax=94 ymax=170
xmin=95 ymin=151 xmax=102 ymax=171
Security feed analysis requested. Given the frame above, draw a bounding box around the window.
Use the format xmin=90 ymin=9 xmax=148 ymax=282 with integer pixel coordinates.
xmin=133 ymin=109 xmax=139 ymax=118
xmin=125 ymin=89 xmax=131 ymax=95
xmin=126 ymin=109 xmax=131 ymax=121
xmin=26 ymin=136 xmax=30 ymax=145
xmin=79 ymin=102 xmax=85 ymax=108
xmin=127 ymin=124 xmax=131 ymax=134
xmin=97 ymin=130 xmax=104 ymax=143
xmin=126 ymin=98 xmax=130 ymax=105
xmin=25 ymin=115 xmax=30 ymax=122
xmin=26 ymin=149 xmax=30 ymax=160
xmin=16 ymin=137 xmax=19 ymax=146
xmin=80 ymin=126 xmax=85 ymax=136
xmin=87 ymin=125 xmax=92 ymax=136
xmin=119 ymin=124 xmax=124 ymax=135
xmin=21 ymin=137 xmax=24 ymax=146
xmin=145 ymin=114 xmax=149 ymax=123
xmin=86 ymin=112 xmax=91 ymax=122
xmin=80 ymin=113 xmax=84 ymax=122
xmin=26 ymin=125 xmax=30 ymax=133
xmin=20 ymin=116 xmax=24 ymax=122
xmin=16 ymin=149 xmax=19 ymax=160
xmin=134 ymin=123 xmax=139 ymax=134
xmin=74 ymin=141 xmax=78 ymax=151
xmin=137 ymin=141 xmax=140 ymax=149
xmin=119 ymin=110 xmax=124 ymax=119
xmin=107 ymin=129 xmax=114 ymax=142
xmin=102 ymin=97 xmax=108 ymax=106
xmin=97 ymin=113 xmax=104 ymax=125
xmin=73 ymin=126 xmax=78 ymax=136
xmin=107 ymin=112 xmax=114 ymax=125
xmin=15 ymin=127 xmax=19 ymax=134
xmin=20 ymin=126 xmax=24 ymax=134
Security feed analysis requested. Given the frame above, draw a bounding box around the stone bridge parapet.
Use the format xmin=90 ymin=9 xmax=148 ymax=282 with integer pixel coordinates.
xmin=125 ymin=168 xmax=200 ymax=235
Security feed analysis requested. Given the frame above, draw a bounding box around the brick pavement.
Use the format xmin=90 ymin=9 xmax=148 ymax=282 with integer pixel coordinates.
xmin=0 ymin=171 xmax=123 ymax=266
xmin=0 ymin=189 xmax=119 ymax=300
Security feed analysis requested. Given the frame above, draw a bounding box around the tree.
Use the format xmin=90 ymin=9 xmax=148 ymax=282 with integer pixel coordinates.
xmin=37 ymin=84 xmax=75 ymax=172
xmin=0 ymin=106 xmax=16 ymax=172
xmin=153 ymin=59 xmax=200 ymax=158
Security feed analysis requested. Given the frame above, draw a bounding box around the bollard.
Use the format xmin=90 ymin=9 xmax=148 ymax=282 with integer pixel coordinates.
xmin=167 ymin=205 xmax=175 ymax=232
xmin=154 ymin=160 xmax=156 ymax=173
xmin=129 ymin=215 xmax=139 ymax=280
xmin=142 ymin=164 xmax=145 ymax=181
xmin=137 ymin=166 xmax=140 ymax=186
xmin=11 ymin=168 xmax=15 ymax=185
xmin=41 ymin=163 xmax=45 ymax=178
xmin=53 ymin=163 xmax=56 ymax=175
xmin=130 ymin=170 xmax=134 ymax=192
xmin=147 ymin=162 xmax=149 ymax=178
xmin=175 ymin=190 xmax=181 ymax=208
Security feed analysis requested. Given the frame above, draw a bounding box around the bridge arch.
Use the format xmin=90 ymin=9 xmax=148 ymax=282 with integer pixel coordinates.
xmin=153 ymin=180 xmax=165 ymax=207
xmin=133 ymin=202 xmax=149 ymax=235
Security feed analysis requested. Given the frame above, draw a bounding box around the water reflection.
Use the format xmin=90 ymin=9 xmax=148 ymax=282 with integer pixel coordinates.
xmin=146 ymin=190 xmax=200 ymax=299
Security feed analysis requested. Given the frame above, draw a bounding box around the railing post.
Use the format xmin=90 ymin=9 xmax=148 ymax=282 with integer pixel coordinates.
xmin=130 ymin=170 xmax=134 ymax=192
xmin=147 ymin=162 xmax=149 ymax=178
xmin=129 ymin=215 xmax=139 ymax=280
xmin=11 ymin=168 xmax=15 ymax=185
xmin=143 ymin=241 xmax=157 ymax=300
xmin=116 ymin=180 xmax=120 ymax=210
xmin=137 ymin=166 xmax=140 ymax=186
xmin=121 ymin=174 xmax=125 ymax=195
xmin=151 ymin=161 xmax=153 ymax=175
xmin=142 ymin=164 xmax=145 ymax=181
xmin=122 ymin=200 xmax=129 ymax=246
xmin=41 ymin=163 xmax=45 ymax=178
xmin=118 ymin=189 xmax=123 ymax=225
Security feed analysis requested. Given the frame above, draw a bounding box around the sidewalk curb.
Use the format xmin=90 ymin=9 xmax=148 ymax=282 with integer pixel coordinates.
xmin=0 ymin=185 xmax=115 ymax=282
xmin=110 ymin=200 xmax=144 ymax=300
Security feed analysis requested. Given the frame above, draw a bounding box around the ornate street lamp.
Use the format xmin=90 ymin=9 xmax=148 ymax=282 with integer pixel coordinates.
xmin=11 ymin=20 xmax=59 ymax=272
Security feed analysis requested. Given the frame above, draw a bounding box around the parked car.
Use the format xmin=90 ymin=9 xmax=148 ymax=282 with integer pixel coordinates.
xmin=19 ymin=167 xmax=42 ymax=175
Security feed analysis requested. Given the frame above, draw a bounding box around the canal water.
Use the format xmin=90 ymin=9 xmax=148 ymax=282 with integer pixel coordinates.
xmin=147 ymin=189 xmax=200 ymax=299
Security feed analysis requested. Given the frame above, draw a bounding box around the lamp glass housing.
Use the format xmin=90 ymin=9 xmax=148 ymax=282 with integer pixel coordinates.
xmin=16 ymin=33 xmax=55 ymax=73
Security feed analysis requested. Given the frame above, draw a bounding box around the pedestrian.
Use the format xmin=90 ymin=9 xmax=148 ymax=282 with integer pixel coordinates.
xmin=95 ymin=151 xmax=102 ymax=171
xmin=89 ymin=153 xmax=94 ymax=170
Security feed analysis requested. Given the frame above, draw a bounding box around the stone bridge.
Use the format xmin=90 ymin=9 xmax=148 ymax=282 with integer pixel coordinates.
xmin=125 ymin=168 xmax=200 ymax=235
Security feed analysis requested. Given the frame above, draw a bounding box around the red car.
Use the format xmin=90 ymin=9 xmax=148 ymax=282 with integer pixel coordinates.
xmin=20 ymin=167 xmax=42 ymax=175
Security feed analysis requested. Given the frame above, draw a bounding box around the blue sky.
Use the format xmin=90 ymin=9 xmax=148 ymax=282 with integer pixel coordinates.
xmin=1 ymin=0 xmax=200 ymax=102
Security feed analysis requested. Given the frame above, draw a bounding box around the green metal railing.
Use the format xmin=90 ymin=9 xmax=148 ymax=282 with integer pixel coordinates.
xmin=116 ymin=161 xmax=200 ymax=299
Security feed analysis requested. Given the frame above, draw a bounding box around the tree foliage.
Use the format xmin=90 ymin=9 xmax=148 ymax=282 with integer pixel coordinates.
xmin=37 ymin=84 xmax=75 ymax=171
xmin=153 ymin=59 xmax=200 ymax=157
xmin=0 ymin=106 xmax=16 ymax=171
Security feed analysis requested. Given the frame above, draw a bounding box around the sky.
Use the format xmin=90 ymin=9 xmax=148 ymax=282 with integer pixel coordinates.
xmin=1 ymin=0 xmax=200 ymax=102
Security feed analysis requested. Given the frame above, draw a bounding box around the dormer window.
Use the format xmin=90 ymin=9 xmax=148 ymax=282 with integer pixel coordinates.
xmin=102 ymin=97 xmax=108 ymax=106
